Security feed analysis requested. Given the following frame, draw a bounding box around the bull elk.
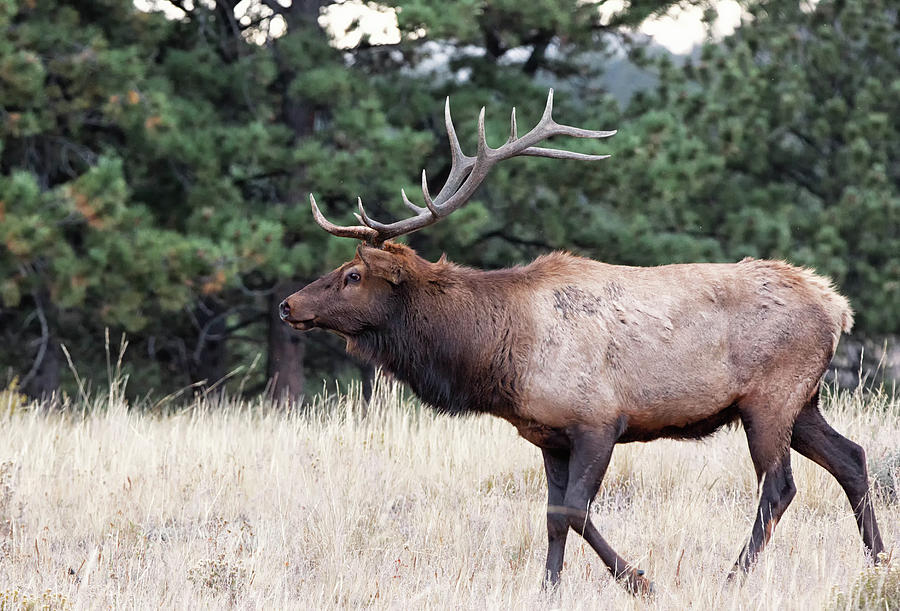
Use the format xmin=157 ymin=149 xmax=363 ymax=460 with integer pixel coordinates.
xmin=280 ymin=91 xmax=884 ymax=594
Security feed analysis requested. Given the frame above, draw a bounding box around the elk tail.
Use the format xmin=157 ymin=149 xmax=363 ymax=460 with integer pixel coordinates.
xmin=788 ymin=263 xmax=854 ymax=346
xmin=808 ymin=270 xmax=854 ymax=347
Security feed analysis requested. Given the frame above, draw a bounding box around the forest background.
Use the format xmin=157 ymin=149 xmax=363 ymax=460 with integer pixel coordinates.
xmin=1 ymin=0 xmax=898 ymax=402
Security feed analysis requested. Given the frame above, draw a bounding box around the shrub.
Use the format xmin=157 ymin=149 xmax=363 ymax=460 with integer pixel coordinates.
xmin=830 ymin=554 xmax=900 ymax=610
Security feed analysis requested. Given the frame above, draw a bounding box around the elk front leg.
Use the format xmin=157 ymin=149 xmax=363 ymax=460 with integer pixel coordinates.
xmin=561 ymin=426 xmax=653 ymax=596
xmin=542 ymin=448 xmax=570 ymax=589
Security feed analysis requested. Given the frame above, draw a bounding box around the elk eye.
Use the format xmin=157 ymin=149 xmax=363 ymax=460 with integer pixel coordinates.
xmin=345 ymin=271 xmax=361 ymax=285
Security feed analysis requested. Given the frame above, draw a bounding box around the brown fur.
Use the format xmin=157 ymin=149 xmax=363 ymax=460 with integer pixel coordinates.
xmin=280 ymin=242 xmax=883 ymax=594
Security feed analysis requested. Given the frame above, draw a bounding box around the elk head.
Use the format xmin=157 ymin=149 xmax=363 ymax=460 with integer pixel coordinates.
xmin=279 ymin=90 xmax=616 ymax=336
xmin=279 ymin=242 xmax=413 ymax=339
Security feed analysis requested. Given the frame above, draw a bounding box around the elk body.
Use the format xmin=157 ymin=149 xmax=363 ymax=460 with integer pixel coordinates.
xmin=280 ymin=92 xmax=884 ymax=595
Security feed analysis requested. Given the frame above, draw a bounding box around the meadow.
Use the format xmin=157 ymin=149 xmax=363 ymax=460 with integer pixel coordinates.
xmin=0 ymin=375 xmax=897 ymax=609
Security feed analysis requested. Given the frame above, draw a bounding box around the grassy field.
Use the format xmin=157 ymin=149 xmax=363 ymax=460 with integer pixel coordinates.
xmin=0 ymin=378 xmax=897 ymax=609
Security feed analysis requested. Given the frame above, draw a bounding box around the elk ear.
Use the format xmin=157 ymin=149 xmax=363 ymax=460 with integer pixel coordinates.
xmin=357 ymin=245 xmax=407 ymax=285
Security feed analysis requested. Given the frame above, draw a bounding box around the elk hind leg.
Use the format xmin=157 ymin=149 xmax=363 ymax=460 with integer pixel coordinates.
xmin=790 ymin=393 xmax=884 ymax=560
xmin=730 ymin=450 xmax=796 ymax=577
xmin=730 ymin=399 xmax=798 ymax=578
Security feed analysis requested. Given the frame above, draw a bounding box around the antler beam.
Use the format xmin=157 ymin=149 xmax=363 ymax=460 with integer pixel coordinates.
xmin=310 ymin=89 xmax=616 ymax=245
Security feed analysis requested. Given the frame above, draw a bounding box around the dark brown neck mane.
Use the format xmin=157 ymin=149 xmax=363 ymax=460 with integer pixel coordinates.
xmin=348 ymin=262 xmax=527 ymax=416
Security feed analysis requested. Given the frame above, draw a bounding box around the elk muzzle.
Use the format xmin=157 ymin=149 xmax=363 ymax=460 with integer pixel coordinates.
xmin=279 ymin=297 xmax=315 ymax=331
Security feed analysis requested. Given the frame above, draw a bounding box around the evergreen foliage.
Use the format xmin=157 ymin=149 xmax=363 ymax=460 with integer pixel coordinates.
xmin=624 ymin=0 xmax=900 ymax=331
xmin=1 ymin=0 xmax=896 ymax=399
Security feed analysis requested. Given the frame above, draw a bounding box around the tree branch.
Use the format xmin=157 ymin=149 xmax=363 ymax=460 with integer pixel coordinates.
xmin=523 ymin=30 xmax=553 ymax=76
xmin=476 ymin=228 xmax=555 ymax=252
xmin=483 ymin=26 xmax=507 ymax=59
xmin=168 ymin=0 xmax=192 ymax=15
xmin=259 ymin=0 xmax=287 ymax=16
xmin=19 ymin=292 xmax=49 ymax=390
xmin=192 ymin=305 xmax=262 ymax=363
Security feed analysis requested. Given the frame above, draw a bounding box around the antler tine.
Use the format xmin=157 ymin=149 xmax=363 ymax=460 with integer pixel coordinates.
xmin=520 ymin=146 xmax=612 ymax=161
xmin=541 ymin=88 xmax=554 ymax=124
xmin=310 ymin=194 xmax=379 ymax=243
xmin=421 ymin=170 xmax=439 ymax=216
xmin=431 ymin=97 xmax=476 ymax=207
xmin=401 ymin=188 xmax=426 ymax=214
xmin=476 ymin=106 xmax=491 ymax=159
xmin=548 ymin=125 xmax=619 ymax=139
xmin=532 ymin=88 xmax=617 ymax=140
xmin=444 ymin=97 xmax=467 ymax=167
xmin=356 ymin=197 xmax=394 ymax=231
xmin=507 ymin=107 xmax=518 ymax=144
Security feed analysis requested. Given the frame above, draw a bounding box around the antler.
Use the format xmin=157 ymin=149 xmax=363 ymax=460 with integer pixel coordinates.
xmin=309 ymin=89 xmax=616 ymax=245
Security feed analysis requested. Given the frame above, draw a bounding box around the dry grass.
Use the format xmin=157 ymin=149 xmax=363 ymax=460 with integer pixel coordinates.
xmin=0 ymin=379 xmax=897 ymax=609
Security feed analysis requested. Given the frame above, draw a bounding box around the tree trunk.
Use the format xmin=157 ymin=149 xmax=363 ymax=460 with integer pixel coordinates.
xmin=190 ymin=299 xmax=229 ymax=393
xmin=24 ymin=336 xmax=60 ymax=400
xmin=263 ymin=0 xmax=328 ymax=403
xmin=267 ymin=282 xmax=305 ymax=402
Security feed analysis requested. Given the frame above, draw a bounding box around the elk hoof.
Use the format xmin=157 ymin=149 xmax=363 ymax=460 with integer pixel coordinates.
xmin=541 ymin=575 xmax=561 ymax=593
xmin=725 ymin=564 xmax=748 ymax=584
xmin=621 ymin=570 xmax=654 ymax=597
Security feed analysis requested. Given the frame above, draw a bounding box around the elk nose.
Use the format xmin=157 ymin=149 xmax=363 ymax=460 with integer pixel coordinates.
xmin=279 ymin=299 xmax=291 ymax=321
